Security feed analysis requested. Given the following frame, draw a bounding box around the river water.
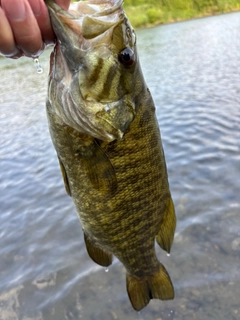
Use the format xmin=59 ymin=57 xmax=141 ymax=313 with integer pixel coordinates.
xmin=0 ymin=12 xmax=240 ymax=320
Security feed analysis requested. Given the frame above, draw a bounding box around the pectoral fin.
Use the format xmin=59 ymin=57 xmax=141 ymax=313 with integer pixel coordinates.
xmin=78 ymin=139 xmax=117 ymax=195
xmin=156 ymin=197 xmax=176 ymax=253
xmin=84 ymin=233 xmax=112 ymax=267
xmin=58 ymin=157 xmax=71 ymax=196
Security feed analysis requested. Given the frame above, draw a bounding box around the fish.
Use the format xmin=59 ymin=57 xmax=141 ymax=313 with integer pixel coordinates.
xmin=45 ymin=0 xmax=176 ymax=311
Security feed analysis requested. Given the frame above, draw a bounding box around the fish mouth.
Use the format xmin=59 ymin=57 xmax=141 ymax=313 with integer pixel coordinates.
xmin=46 ymin=0 xmax=137 ymax=141
xmin=46 ymin=0 xmax=127 ymax=74
xmin=70 ymin=0 xmax=124 ymax=19
xmin=46 ymin=0 xmax=125 ymax=45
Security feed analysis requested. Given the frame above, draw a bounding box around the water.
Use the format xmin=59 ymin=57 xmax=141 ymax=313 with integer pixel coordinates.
xmin=34 ymin=58 xmax=43 ymax=74
xmin=0 ymin=12 xmax=240 ymax=320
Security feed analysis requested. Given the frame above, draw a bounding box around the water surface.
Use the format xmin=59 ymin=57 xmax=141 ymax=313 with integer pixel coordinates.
xmin=0 ymin=12 xmax=239 ymax=320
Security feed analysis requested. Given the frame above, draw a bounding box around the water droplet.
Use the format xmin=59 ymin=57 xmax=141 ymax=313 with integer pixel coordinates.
xmin=138 ymin=311 xmax=144 ymax=320
xmin=167 ymin=253 xmax=170 ymax=257
xmin=34 ymin=58 xmax=43 ymax=74
xmin=105 ymin=267 xmax=109 ymax=273
xmin=167 ymin=310 xmax=174 ymax=317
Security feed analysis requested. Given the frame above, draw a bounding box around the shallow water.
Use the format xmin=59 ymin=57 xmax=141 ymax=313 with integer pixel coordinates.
xmin=0 ymin=12 xmax=240 ymax=320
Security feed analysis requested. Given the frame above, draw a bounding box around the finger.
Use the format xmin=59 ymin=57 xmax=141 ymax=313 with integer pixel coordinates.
xmin=2 ymin=0 xmax=43 ymax=57
xmin=0 ymin=7 xmax=23 ymax=57
xmin=28 ymin=0 xmax=54 ymax=45
xmin=28 ymin=0 xmax=71 ymax=45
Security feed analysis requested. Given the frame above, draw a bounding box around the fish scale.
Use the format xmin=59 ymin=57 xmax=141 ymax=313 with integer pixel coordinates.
xmin=45 ymin=0 xmax=176 ymax=311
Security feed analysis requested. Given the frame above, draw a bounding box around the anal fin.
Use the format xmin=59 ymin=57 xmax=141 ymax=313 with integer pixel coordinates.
xmin=58 ymin=157 xmax=71 ymax=196
xmin=126 ymin=263 xmax=174 ymax=311
xmin=84 ymin=233 xmax=112 ymax=267
xmin=156 ymin=197 xmax=176 ymax=253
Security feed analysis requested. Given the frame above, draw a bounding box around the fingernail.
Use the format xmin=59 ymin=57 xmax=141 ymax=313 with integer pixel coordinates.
xmin=0 ymin=47 xmax=24 ymax=59
xmin=4 ymin=1 xmax=26 ymax=21
xmin=30 ymin=42 xmax=45 ymax=59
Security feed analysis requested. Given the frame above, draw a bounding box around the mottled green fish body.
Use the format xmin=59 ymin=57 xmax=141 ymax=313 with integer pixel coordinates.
xmin=45 ymin=0 xmax=176 ymax=311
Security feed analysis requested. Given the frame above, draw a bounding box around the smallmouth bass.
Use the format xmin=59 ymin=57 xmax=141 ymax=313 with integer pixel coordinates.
xmin=45 ymin=0 xmax=176 ymax=311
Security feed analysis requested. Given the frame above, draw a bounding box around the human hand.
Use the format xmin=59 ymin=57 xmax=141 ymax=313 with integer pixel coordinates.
xmin=0 ymin=0 xmax=71 ymax=59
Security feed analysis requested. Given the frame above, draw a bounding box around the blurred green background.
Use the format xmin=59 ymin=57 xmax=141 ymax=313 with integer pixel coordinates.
xmin=72 ymin=0 xmax=240 ymax=28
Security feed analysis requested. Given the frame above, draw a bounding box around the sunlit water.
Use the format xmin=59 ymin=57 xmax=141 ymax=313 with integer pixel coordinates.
xmin=0 ymin=12 xmax=239 ymax=320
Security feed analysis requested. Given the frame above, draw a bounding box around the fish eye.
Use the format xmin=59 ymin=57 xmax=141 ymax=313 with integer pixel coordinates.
xmin=118 ymin=47 xmax=135 ymax=68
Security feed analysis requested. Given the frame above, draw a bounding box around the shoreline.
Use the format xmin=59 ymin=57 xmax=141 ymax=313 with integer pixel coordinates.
xmin=124 ymin=6 xmax=240 ymax=30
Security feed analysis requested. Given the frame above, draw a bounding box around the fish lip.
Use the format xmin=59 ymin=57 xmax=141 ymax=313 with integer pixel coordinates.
xmin=46 ymin=0 xmax=126 ymax=72
xmin=46 ymin=0 xmax=124 ymax=19
xmin=79 ymin=0 xmax=124 ymax=17
xmin=45 ymin=0 xmax=74 ymax=19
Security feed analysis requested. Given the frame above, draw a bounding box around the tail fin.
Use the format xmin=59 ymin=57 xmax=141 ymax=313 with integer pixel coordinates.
xmin=126 ymin=263 xmax=174 ymax=311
